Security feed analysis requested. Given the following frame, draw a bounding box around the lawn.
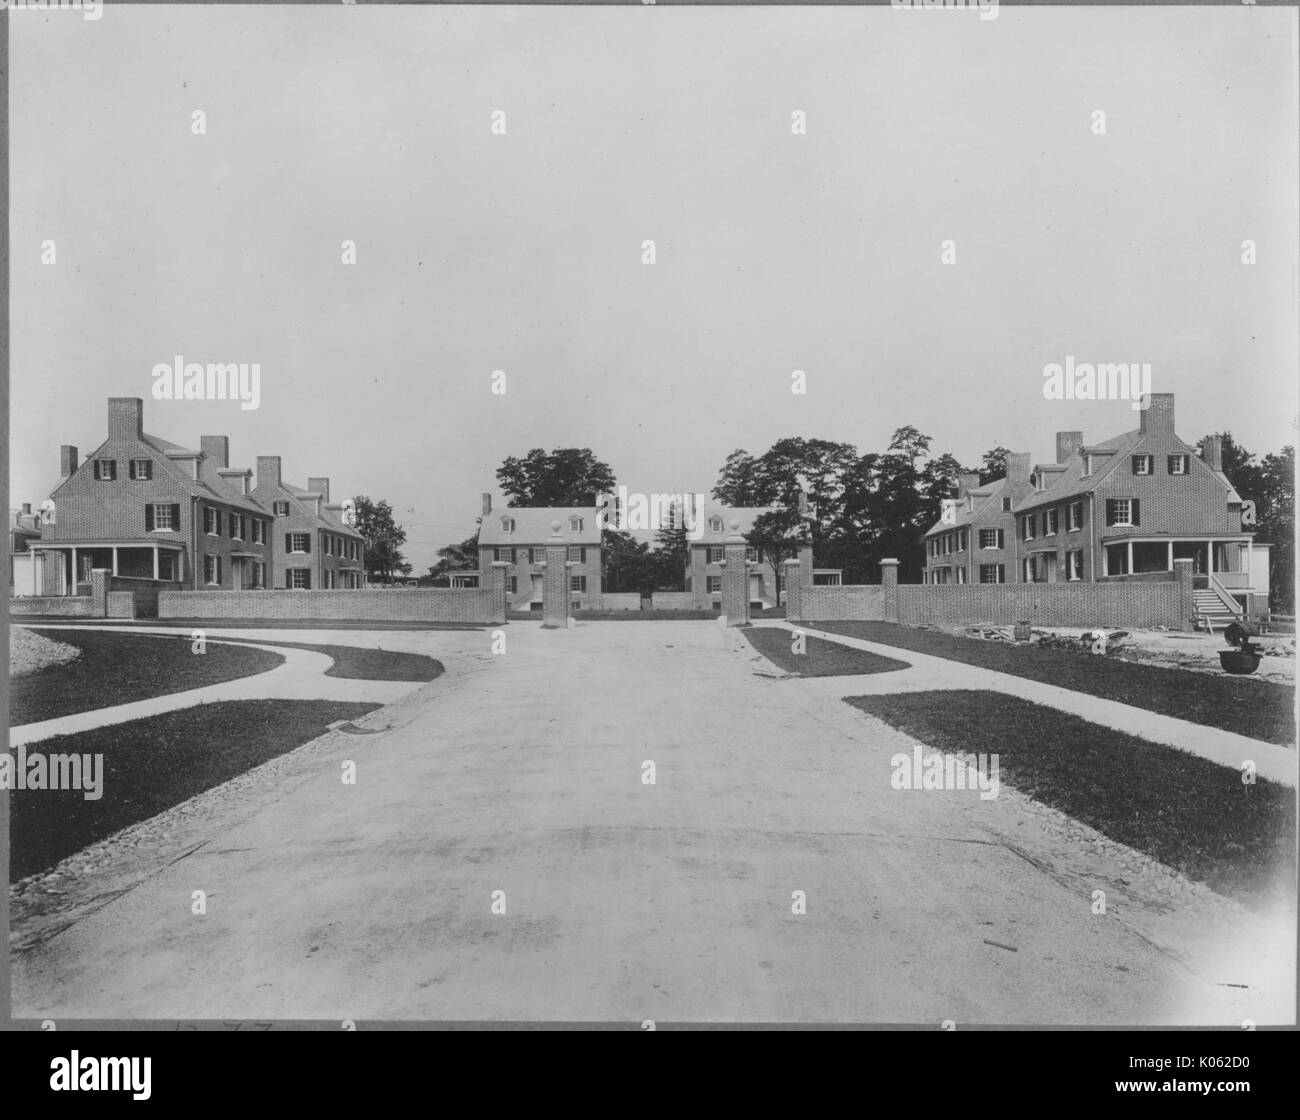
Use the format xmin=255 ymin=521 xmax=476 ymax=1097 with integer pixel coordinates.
xmin=846 ymin=690 xmax=1296 ymax=910
xmin=814 ymin=621 xmax=1296 ymax=746
xmin=8 ymin=699 xmax=380 ymax=882
xmin=9 ymin=629 xmax=284 ymax=726
xmin=232 ymin=640 xmax=443 ymax=682
xmin=743 ymin=627 xmax=910 ymax=677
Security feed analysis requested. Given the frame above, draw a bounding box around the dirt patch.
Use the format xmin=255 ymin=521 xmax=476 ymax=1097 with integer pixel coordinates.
xmin=9 ymin=627 xmax=81 ymax=678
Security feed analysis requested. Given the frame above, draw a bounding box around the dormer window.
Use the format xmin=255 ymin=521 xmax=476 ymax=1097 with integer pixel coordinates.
xmin=709 ymin=516 xmax=724 ymax=533
xmin=1084 ymin=454 xmax=1095 ymax=476
xmin=966 ymin=496 xmax=973 ymax=513
xmin=501 ymin=517 xmax=515 ymax=533
xmin=569 ymin=516 xmax=584 ymax=532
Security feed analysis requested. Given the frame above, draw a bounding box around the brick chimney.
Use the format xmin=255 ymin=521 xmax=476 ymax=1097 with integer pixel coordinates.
xmin=1139 ymin=392 xmax=1175 ymax=436
xmin=955 ymin=472 xmax=980 ymax=499
xmin=1202 ymin=435 xmax=1223 ymax=472
xmin=308 ymin=477 xmax=330 ymax=503
xmin=1055 ymin=431 xmax=1084 ymax=464
xmin=108 ymin=397 xmax=144 ymax=442
xmin=60 ymin=445 xmax=79 ymax=478
xmin=201 ymin=436 xmax=230 ymax=469
xmin=256 ymin=455 xmax=282 ymax=490
xmin=482 ymin=492 xmax=492 ymax=515
xmin=1006 ymin=451 xmax=1032 ymax=486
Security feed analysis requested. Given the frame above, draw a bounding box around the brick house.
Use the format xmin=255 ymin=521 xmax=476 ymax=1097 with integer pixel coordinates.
xmin=924 ymin=394 xmax=1268 ymax=616
xmin=32 ymin=398 xmax=273 ymax=594
xmin=251 ymin=458 xmax=365 ymax=590
xmin=685 ymin=505 xmax=780 ymax=609
xmin=475 ymin=495 xmax=602 ymax=611
xmin=924 ymin=453 xmax=1033 ymax=585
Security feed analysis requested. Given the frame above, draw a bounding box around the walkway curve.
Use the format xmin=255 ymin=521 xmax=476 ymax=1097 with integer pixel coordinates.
xmin=759 ymin=621 xmax=1297 ymax=788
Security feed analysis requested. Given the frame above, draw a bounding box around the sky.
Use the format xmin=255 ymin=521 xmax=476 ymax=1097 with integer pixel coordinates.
xmin=9 ymin=4 xmax=1298 ymax=571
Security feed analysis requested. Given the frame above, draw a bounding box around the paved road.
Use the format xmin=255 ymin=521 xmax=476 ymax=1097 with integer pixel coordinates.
xmin=11 ymin=621 xmax=1291 ymax=1024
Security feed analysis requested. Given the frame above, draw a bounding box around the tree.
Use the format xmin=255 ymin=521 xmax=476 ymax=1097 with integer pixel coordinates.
xmin=746 ymin=507 xmax=807 ymax=606
xmin=1199 ymin=433 xmax=1294 ymax=611
xmin=352 ymin=496 xmax=409 ymax=584
xmin=651 ymin=499 xmax=690 ymax=590
xmin=434 ymin=533 xmax=480 ymax=574
xmin=603 ymin=529 xmax=655 ymax=594
xmin=497 ymin=448 xmax=618 ymax=508
xmin=979 ymin=446 xmax=1011 ymax=485
xmin=712 ymin=449 xmax=768 ymax=506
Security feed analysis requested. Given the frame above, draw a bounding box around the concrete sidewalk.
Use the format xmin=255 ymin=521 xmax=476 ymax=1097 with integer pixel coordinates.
xmin=11 ymin=628 xmax=424 ymax=747
xmin=12 ymin=620 xmax=1291 ymax=1025
xmin=762 ymin=622 xmax=1298 ymax=789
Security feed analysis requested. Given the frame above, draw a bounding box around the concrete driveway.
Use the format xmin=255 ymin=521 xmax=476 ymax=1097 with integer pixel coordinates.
xmin=11 ymin=621 xmax=1293 ymax=1025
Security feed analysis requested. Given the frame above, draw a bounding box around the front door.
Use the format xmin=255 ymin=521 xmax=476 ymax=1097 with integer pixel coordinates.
xmin=1043 ymin=554 xmax=1057 ymax=584
xmin=233 ymin=559 xmax=244 ymax=590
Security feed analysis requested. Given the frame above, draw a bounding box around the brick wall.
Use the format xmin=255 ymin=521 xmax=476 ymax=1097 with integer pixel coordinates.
xmin=10 ymin=596 xmax=95 ymax=617
xmin=158 ymin=588 xmax=504 ymax=624
xmin=894 ymin=582 xmax=1182 ymax=628
xmin=651 ymin=592 xmax=696 ymax=609
xmin=800 ymin=585 xmax=888 ymax=620
xmin=792 ymin=563 xmax=1192 ymax=629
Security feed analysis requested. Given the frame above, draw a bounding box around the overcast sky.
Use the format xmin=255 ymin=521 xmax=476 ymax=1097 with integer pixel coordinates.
xmin=10 ymin=5 xmax=1298 ymax=569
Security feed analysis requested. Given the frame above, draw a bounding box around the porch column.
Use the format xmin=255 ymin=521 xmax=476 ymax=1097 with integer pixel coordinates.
xmin=1126 ymin=540 xmax=1133 ymax=575
xmin=112 ymin=546 xmax=119 ymax=576
xmin=1166 ymin=541 xmax=1173 ymax=572
xmin=70 ymin=547 xmax=77 ymax=590
xmin=153 ymin=547 xmax=160 ymax=580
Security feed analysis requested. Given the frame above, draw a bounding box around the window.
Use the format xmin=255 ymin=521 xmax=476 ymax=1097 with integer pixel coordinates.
xmin=1084 ymin=455 xmax=1095 ymax=476
xmin=1001 ymin=497 xmax=1012 ymax=512
xmin=1168 ymin=454 xmax=1189 ymax=475
xmin=568 ymin=546 xmax=586 ymax=563
xmin=506 ymin=576 xmax=518 ymax=594
xmin=957 ymin=528 xmax=968 ymax=552
xmin=494 ymin=546 xmax=515 ymax=563
xmin=745 ymin=547 xmax=760 ymax=562
xmin=1132 ymin=454 xmax=1154 ymax=475
xmin=1021 ymin=515 xmax=1036 ymax=541
xmin=1045 ymin=509 xmax=1059 ymax=536
xmin=93 ymin=459 xmax=117 ymax=481
xmin=204 ymin=507 xmax=219 ymax=535
xmin=979 ymin=528 xmax=1003 ymax=550
xmin=1068 ymin=502 xmax=1082 ymax=532
xmin=706 ymin=546 xmax=725 ymax=563
xmin=707 ymin=576 xmax=722 ymax=593
xmin=979 ymin=564 xmax=1005 ymax=584
xmin=146 ymin=503 xmax=180 ymax=532
xmin=324 ymin=535 xmax=333 ymax=556
xmin=956 ymin=566 xmax=967 ymax=584
xmin=1105 ymin=499 xmax=1139 ymax=527
xmin=288 ymin=568 xmax=311 ymax=589
xmin=709 ymin=516 xmax=724 ymax=533
xmin=158 ymin=553 xmax=178 ymax=581
xmin=252 ymin=561 xmax=265 ymax=589
xmin=252 ymin=519 xmax=265 ymax=545
xmin=966 ymin=496 xmax=974 ymax=513
xmin=129 ymin=459 xmax=152 ymax=480
xmin=204 ymin=554 xmax=222 ymax=585
xmin=1067 ymin=550 xmax=1083 ymax=581
xmin=1024 ymin=556 xmax=1037 ymax=583
xmin=501 ymin=517 xmax=515 ymax=533
xmin=288 ymin=532 xmax=311 ymax=553
xmin=569 ymin=517 xmax=584 ymax=532
xmin=528 ymin=547 xmax=541 ymax=564
xmin=230 ymin=514 xmax=244 ymax=540
xmin=571 ymin=575 xmax=587 ymax=593
xmin=273 ymin=500 xmax=290 ymax=517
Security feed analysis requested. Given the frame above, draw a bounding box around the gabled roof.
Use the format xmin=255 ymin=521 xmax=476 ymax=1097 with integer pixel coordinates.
xmin=477 ymin=507 xmax=602 ymax=546
xmin=689 ymin=505 xmax=782 ymax=544
xmin=272 ymin=480 xmax=363 ymax=538
xmin=925 ymin=478 xmax=1006 ymax=537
